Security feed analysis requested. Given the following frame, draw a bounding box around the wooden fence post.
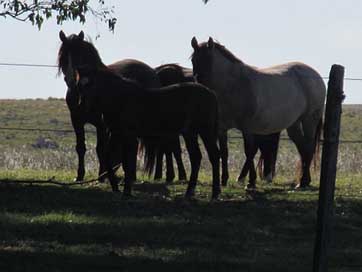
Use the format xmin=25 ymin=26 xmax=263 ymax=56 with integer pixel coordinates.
xmin=313 ymin=64 xmax=345 ymax=272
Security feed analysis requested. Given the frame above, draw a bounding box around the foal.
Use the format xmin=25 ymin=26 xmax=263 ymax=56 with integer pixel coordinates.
xmin=76 ymin=66 xmax=221 ymax=200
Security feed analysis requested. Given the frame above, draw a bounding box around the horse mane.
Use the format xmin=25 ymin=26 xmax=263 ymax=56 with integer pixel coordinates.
xmin=57 ymin=35 xmax=104 ymax=75
xmin=192 ymin=41 xmax=243 ymax=64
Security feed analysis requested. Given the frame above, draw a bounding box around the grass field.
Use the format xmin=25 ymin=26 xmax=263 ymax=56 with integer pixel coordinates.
xmin=0 ymin=99 xmax=362 ymax=271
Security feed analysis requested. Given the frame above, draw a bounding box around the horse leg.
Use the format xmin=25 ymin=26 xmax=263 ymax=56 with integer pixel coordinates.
xmin=238 ymin=132 xmax=257 ymax=189
xmin=121 ymin=136 xmax=138 ymax=197
xmin=258 ymin=133 xmax=281 ymax=183
xmin=287 ymin=122 xmax=309 ymax=188
xmin=298 ymin=116 xmax=322 ymax=188
xmin=105 ymin=131 xmax=121 ymax=192
xmin=270 ymin=132 xmax=281 ymax=180
xmin=95 ymin=122 xmax=109 ymax=183
xmin=218 ymin=131 xmax=229 ymax=186
xmin=173 ymin=136 xmax=187 ymax=181
xmin=70 ymin=111 xmax=86 ymax=182
xmin=154 ymin=149 xmax=164 ymax=180
xmin=183 ymin=133 xmax=202 ymax=198
xmin=238 ymin=159 xmax=251 ymax=184
xmin=165 ymin=150 xmax=175 ymax=183
xmin=200 ymin=132 xmax=221 ymax=200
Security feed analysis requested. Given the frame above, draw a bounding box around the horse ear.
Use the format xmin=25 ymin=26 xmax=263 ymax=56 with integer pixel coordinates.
xmin=59 ymin=31 xmax=67 ymax=42
xmin=191 ymin=37 xmax=199 ymax=50
xmin=208 ymin=37 xmax=214 ymax=49
xmin=78 ymin=31 xmax=85 ymax=41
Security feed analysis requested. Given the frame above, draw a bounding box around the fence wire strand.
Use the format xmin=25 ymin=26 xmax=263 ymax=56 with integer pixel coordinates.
xmin=0 ymin=126 xmax=362 ymax=144
xmin=2 ymin=62 xmax=362 ymax=81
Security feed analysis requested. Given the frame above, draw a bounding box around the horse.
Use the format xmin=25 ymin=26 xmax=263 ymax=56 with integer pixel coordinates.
xmin=57 ymin=30 xmax=178 ymax=183
xmin=191 ymin=37 xmax=325 ymax=189
xmin=156 ymin=64 xmax=282 ymax=185
xmin=147 ymin=63 xmax=194 ymax=183
xmin=59 ymin=32 xmax=221 ymax=199
xmin=73 ymin=66 xmax=221 ymax=199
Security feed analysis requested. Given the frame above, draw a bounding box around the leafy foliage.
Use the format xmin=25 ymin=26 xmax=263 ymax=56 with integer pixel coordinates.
xmin=0 ymin=0 xmax=117 ymax=31
xmin=0 ymin=0 xmax=209 ymax=31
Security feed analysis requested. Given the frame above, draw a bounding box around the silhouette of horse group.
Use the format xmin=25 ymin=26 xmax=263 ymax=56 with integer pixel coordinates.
xmin=58 ymin=31 xmax=326 ymax=199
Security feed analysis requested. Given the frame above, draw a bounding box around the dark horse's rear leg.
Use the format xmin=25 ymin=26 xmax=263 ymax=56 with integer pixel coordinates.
xmin=107 ymin=132 xmax=138 ymax=196
xmin=154 ymin=149 xmax=164 ymax=180
xmin=200 ymin=132 xmax=221 ymax=200
xmin=237 ymin=132 xmax=257 ymax=190
xmin=173 ymin=136 xmax=187 ymax=181
xmin=218 ymin=131 xmax=229 ymax=186
xmin=165 ymin=151 xmax=175 ymax=183
xmin=154 ymin=141 xmax=177 ymax=183
xmin=121 ymin=136 xmax=138 ymax=197
xmin=256 ymin=132 xmax=281 ymax=183
xmin=287 ymin=121 xmax=316 ymax=188
xmin=94 ymin=122 xmax=110 ymax=183
xmin=105 ymin=131 xmax=121 ymax=192
xmin=183 ymin=133 xmax=202 ymax=198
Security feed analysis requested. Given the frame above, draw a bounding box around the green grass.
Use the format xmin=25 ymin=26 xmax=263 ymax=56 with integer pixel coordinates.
xmin=0 ymin=100 xmax=362 ymax=271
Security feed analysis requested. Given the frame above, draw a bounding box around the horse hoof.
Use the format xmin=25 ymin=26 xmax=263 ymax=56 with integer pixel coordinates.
xmin=178 ymin=175 xmax=187 ymax=181
xmin=238 ymin=177 xmax=246 ymax=184
xmin=245 ymin=183 xmax=256 ymax=191
xmin=294 ymin=182 xmax=310 ymax=190
xmin=264 ymin=173 xmax=273 ymax=183
xmin=184 ymin=189 xmax=195 ymax=199
xmin=211 ymin=189 xmax=221 ymax=200
xmin=98 ymin=177 xmax=107 ymax=183
xmin=166 ymin=176 xmax=175 ymax=183
xmin=165 ymin=180 xmax=174 ymax=185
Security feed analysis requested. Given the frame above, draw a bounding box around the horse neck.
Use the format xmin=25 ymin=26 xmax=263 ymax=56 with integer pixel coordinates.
xmin=210 ymin=50 xmax=244 ymax=88
xmin=211 ymin=50 xmax=258 ymax=127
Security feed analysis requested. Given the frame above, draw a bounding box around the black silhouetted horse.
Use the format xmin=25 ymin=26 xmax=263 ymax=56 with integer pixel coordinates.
xmin=58 ymin=31 xmax=181 ymax=183
xmin=58 ymin=31 xmax=221 ymax=199
xmin=74 ymin=66 xmax=221 ymax=199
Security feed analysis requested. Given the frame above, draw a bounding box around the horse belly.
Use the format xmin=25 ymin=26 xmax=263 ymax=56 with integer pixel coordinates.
xmin=248 ymin=98 xmax=306 ymax=134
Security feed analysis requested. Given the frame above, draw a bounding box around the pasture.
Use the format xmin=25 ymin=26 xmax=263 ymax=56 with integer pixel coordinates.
xmin=0 ymin=99 xmax=362 ymax=271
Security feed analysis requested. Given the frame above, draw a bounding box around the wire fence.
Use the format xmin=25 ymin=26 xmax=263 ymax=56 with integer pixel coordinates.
xmin=0 ymin=126 xmax=362 ymax=144
xmin=2 ymin=61 xmax=362 ymax=81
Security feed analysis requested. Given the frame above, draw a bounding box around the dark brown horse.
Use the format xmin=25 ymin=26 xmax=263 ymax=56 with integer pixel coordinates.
xmin=155 ymin=63 xmax=282 ymax=185
xmin=74 ymin=66 xmax=221 ymax=199
xmin=59 ymin=32 xmax=221 ymax=199
xmin=58 ymin=31 xmax=180 ymax=183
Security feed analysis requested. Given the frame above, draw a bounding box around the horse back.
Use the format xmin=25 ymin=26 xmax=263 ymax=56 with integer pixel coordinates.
xmin=108 ymin=59 xmax=161 ymax=88
xmin=244 ymin=62 xmax=326 ymax=133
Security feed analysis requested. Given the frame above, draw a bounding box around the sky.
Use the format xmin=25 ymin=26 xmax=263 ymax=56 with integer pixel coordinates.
xmin=0 ymin=0 xmax=362 ymax=103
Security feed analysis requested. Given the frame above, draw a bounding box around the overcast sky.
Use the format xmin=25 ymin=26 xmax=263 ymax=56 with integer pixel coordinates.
xmin=0 ymin=0 xmax=362 ymax=103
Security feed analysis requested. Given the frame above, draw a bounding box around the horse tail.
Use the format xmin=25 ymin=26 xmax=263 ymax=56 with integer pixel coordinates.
xmin=313 ymin=117 xmax=323 ymax=169
xmin=140 ymin=136 xmax=159 ymax=176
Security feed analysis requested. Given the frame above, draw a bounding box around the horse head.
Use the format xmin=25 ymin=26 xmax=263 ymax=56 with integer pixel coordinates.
xmin=74 ymin=65 xmax=99 ymax=112
xmin=190 ymin=37 xmax=215 ymax=85
xmin=57 ymin=30 xmax=103 ymax=89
